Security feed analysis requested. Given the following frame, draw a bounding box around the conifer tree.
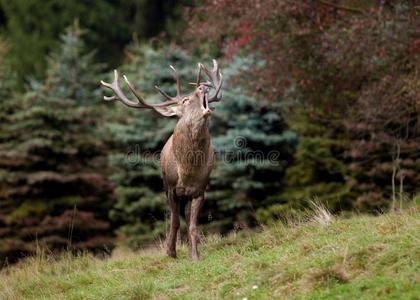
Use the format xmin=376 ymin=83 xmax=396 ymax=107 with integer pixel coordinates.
xmin=0 ymin=23 xmax=114 ymax=264
xmin=207 ymin=55 xmax=297 ymax=230
xmin=0 ymin=38 xmax=18 ymax=120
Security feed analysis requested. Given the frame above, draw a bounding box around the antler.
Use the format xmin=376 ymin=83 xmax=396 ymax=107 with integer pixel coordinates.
xmin=100 ymin=70 xmax=178 ymax=110
xmin=200 ymin=59 xmax=223 ymax=103
xmin=101 ymin=62 xmax=222 ymax=114
xmin=195 ymin=63 xmax=202 ymax=87
xmin=154 ymin=65 xmax=183 ymax=101
xmin=188 ymin=63 xmax=211 ymax=87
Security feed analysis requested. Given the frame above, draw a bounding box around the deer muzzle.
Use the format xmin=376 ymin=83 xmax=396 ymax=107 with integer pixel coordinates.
xmin=201 ymin=89 xmax=212 ymax=117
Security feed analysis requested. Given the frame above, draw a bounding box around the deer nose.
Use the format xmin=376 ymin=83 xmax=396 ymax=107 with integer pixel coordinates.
xmin=199 ymin=85 xmax=209 ymax=93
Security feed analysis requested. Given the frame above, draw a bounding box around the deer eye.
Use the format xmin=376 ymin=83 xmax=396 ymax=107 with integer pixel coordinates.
xmin=182 ymin=98 xmax=190 ymax=104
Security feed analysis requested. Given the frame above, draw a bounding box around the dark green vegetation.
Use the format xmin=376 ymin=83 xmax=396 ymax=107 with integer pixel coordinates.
xmin=0 ymin=25 xmax=114 ymax=263
xmin=0 ymin=0 xmax=193 ymax=83
xmin=0 ymin=0 xmax=419 ymax=268
xmin=0 ymin=207 xmax=419 ymax=299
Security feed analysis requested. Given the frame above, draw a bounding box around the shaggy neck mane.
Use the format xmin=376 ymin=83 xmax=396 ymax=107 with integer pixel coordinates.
xmin=172 ymin=116 xmax=210 ymax=166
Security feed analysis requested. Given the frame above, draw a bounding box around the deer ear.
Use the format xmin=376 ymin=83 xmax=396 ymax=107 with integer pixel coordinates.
xmin=152 ymin=104 xmax=181 ymax=117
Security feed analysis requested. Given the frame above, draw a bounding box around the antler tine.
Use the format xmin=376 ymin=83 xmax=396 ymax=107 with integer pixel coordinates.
xmin=200 ymin=59 xmax=223 ymax=103
xmin=101 ymin=70 xmax=178 ymax=109
xmin=154 ymin=65 xmax=184 ymax=102
xmin=103 ymin=95 xmax=117 ymax=101
xmin=195 ymin=62 xmax=202 ymax=87
xmin=125 ymin=74 xmax=178 ymax=108
xmin=170 ymin=65 xmax=181 ymax=98
xmin=100 ymin=70 xmax=148 ymax=108
xmin=123 ymin=75 xmax=154 ymax=108
xmin=212 ymin=72 xmax=223 ymax=102
xmin=154 ymin=85 xmax=175 ymax=101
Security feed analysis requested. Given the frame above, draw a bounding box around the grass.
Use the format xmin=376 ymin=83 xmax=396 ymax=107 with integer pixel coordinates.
xmin=0 ymin=207 xmax=419 ymax=300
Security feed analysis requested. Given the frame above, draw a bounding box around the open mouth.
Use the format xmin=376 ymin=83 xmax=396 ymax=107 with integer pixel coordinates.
xmin=202 ymin=93 xmax=208 ymax=109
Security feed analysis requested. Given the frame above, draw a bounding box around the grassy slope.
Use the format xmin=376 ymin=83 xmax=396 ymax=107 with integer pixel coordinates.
xmin=0 ymin=208 xmax=419 ymax=300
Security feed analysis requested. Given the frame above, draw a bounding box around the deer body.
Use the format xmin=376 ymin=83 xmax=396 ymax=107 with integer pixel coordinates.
xmin=161 ymin=117 xmax=215 ymax=260
xmin=101 ymin=60 xmax=223 ymax=260
xmin=163 ymin=117 xmax=214 ymax=197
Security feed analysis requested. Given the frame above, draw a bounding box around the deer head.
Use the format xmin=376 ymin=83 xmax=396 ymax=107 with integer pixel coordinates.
xmin=100 ymin=60 xmax=223 ymax=120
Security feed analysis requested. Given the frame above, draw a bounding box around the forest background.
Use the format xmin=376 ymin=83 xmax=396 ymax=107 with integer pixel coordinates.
xmin=0 ymin=0 xmax=418 ymax=265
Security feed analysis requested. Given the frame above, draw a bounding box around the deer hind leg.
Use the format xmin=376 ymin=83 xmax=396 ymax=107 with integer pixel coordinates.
xmin=188 ymin=194 xmax=204 ymax=261
xmin=185 ymin=200 xmax=192 ymax=248
xmin=166 ymin=190 xmax=180 ymax=258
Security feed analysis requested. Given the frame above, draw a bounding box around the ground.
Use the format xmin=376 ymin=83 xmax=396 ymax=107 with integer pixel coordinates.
xmin=0 ymin=206 xmax=419 ymax=300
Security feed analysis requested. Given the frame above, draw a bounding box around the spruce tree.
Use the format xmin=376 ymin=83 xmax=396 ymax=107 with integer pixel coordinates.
xmin=207 ymin=55 xmax=297 ymax=230
xmin=0 ymin=23 xmax=114 ymax=264
xmin=0 ymin=38 xmax=18 ymax=120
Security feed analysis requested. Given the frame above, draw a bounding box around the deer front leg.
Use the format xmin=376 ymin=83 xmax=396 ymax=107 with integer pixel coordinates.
xmin=185 ymin=200 xmax=192 ymax=248
xmin=167 ymin=191 xmax=180 ymax=258
xmin=188 ymin=195 xmax=204 ymax=261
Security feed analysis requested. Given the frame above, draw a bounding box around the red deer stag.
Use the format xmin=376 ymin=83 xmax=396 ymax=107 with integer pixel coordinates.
xmin=101 ymin=60 xmax=223 ymax=260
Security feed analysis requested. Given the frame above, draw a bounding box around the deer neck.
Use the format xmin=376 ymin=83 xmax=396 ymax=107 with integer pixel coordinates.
xmin=172 ymin=116 xmax=211 ymax=165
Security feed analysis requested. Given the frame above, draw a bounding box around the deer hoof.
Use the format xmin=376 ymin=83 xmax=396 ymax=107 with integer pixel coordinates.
xmin=191 ymin=254 xmax=199 ymax=261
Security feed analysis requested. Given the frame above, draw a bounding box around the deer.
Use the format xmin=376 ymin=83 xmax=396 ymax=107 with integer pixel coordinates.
xmin=100 ymin=60 xmax=223 ymax=261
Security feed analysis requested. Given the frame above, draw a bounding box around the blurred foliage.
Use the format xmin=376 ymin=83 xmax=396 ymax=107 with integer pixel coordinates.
xmin=207 ymin=55 xmax=297 ymax=231
xmin=0 ymin=23 xmax=114 ymax=264
xmin=185 ymin=0 xmax=420 ymax=213
xmin=0 ymin=38 xmax=18 ymax=127
xmin=0 ymin=0 xmax=193 ymax=84
xmin=39 ymin=21 xmax=105 ymax=105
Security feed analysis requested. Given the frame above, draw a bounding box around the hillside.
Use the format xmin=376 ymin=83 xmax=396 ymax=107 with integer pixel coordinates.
xmin=1 ymin=207 xmax=419 ymax=300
